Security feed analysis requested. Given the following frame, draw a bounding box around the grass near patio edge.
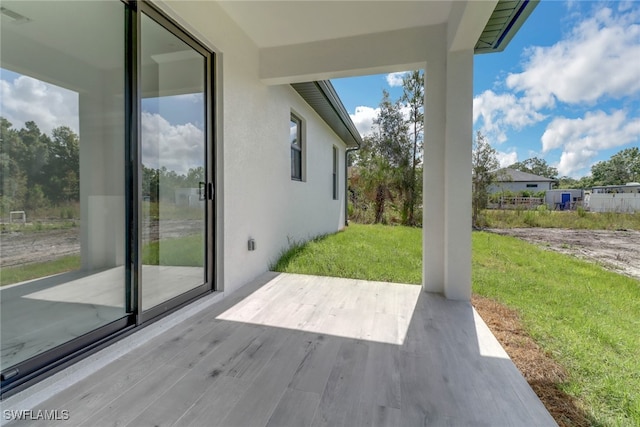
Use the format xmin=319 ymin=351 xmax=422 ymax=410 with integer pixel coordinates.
xmin=272 ymin=223 xmax=640 ymax=426
xmin=0 ymin=255 xmax=81 ymax=287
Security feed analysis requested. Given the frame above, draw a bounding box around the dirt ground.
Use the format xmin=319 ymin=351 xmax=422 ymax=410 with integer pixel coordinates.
xmin=486 ymin=228 xmax=640 ymax=281
xmin=0 ymin=220 xmax=202 ymax=267
xmin=0 ymin=228 xmax=80 ymax=267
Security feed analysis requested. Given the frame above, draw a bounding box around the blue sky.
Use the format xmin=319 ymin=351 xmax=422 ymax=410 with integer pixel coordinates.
xmin=332 ymin=0 xmax=640 ymax=178
xmin=2 ymin=0 xmax=638 ymax=178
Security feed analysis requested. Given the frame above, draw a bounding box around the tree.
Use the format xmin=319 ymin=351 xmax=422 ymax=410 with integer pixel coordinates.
xmin=375 ymin=90 xmax=410 ymax=168
xmin=45 ymin=126 xmax=80 ymax=203
xmin=509 ymin=157 xmax=558 ymax=180
xmin=356 ymin=135 xmax=396 ymax=224
xmin=400 ymin=70 xmax=424 ymax=226
xmin=346 ymin=72 xmax=425 ymax=225
xmin=591 ymin=147 xmax=640 ymax=186
xmin=0 ymin=118 xmax=28 ymax=211
xmin=352 ymin=92 xmax=410 ymax=224
xmin=472 ymin=131 xmax=500 ymax=228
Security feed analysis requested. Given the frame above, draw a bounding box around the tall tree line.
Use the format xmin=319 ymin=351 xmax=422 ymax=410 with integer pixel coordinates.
xmin=1 ymin=116 xmax=205 ymax=216
xmin=349 ymin=70 xmax=424 ymax=226
xmin=1 ymin=117 xmax=79 ymax=213
xmin=557 ymin=147 xmax=640 ymax=189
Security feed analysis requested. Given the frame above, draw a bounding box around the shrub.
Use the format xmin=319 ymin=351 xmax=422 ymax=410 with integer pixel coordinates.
xmin=577 ymin=206 xmax=587 ymax=218
xmin=536 ymin=205 xmax=550 ymax=216
xmin=523 ymin=211 xmax=539 ymax=227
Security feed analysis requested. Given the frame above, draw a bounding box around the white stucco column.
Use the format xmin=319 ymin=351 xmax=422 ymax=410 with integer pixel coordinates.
xmin=79 ymin=71 xmax=125 ymax=271
xmin=423 ymin=52 xmax=446 ymax=295
xmin=423 ymin=48 xmax=473 ymax=301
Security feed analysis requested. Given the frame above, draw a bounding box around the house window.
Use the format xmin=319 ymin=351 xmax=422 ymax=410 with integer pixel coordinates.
xmin=332 ymin=146 xmax=339 ymax=200
xmin=290 ymin=113 xmax=303 ymax=180
xmin=526 ymin=184 xmax=538 ymax=188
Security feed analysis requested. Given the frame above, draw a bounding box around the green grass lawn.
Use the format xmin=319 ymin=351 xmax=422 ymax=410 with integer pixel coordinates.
xmin=273 ymin=223 xmax=640 ymax=426
xmin=272 ymin=224 xmax=422 ymax=284
xmin=142 ymin=234 xmax=204 ymax=266
xmin=0 ymin=255 xmax=81 ymax=287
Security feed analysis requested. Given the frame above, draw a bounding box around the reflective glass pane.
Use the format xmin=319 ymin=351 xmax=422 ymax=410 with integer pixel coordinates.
xmin=0 ymin=1 xmax=126 ymax=369
xmin=140 ymin=13 xmax=206 ymax=311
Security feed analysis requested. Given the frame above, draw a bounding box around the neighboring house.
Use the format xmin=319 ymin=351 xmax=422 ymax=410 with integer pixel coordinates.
xmin=489 ymin=168 xmax=556 ymax=194
xmin=0 ymin=0 xmax=537 ymax=395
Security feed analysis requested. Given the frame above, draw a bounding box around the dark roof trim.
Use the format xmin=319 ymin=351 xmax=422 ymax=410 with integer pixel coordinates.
xmin=291 ymin=81 xmax=362 ymax=148
xmin=475 ymin=0 xmax=539 ymax=54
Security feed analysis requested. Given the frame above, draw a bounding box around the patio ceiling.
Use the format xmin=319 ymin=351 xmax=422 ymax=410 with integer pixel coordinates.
xmin=217 ymin=1 xmax=454 ymax=48
xmin=218 ymin=0 xmax=538 ymax=57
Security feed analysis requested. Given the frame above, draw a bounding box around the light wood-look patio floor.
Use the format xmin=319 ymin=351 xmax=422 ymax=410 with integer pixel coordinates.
xmin=9 ymin=272 xmax=555 ymax=426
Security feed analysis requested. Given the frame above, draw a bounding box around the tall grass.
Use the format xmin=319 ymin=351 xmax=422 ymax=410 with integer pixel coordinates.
xmin=483 ymin=209 xmax=640 ymax=230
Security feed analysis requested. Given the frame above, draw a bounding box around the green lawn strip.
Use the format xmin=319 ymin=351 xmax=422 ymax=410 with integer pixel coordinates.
xmin=0 ymin=255 xmax=81 ymax=287
xmin=271 ymin=224 xmax=421 ymax=284
xmin=142 ymin=234 xmax=204 ymax=267
xmin=272 ymin=223 xmax=640 ymax=426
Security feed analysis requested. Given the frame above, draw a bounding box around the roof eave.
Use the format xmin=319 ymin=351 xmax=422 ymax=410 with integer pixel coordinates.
xmin=291 ymin=81 xmax=362 ymax=149
xmin=475 ymin=0 xmax=539 ymax=54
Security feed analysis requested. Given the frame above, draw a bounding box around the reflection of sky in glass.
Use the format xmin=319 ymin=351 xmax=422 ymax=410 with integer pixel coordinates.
xmin=141 ymin=94 xmax=205 ymax=176
xmin=142 ymin=93 xmax=204 ymax=130
xmin=1 ymin=67 xmax=205 ymax=177
xmin=0 ymin=68 xmax=79 ymax=135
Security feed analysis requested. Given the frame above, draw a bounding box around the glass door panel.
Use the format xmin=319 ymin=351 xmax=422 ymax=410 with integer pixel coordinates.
xmin=140 ymin=13 xmax=207 ymax=311
xmin=0 ymin=1 xmax=127 ymax=372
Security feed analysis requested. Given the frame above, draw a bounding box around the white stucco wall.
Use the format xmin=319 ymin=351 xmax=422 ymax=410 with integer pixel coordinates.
xmin=156 ymin=1 xmax=347 ymax=294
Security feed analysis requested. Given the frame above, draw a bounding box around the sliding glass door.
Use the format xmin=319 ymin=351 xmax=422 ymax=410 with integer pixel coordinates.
xmin=139 ymin=10 xmax=210 ymax=313
xmin=0 ymin=0 xmax=128 ymax=380
xmin=0 ymin=1 xmax=214 ymax=394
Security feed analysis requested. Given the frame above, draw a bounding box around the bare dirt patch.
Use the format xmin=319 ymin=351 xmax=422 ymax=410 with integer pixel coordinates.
xmin=486 ymin=228 xmax=640 ymax=281
xmin=0 ymin=228 xmax=80 ymax=267
xmin=0 ymin=220 xmax=202 ymax=268
xmin=473 ymin=295 xmax=593 ymax=427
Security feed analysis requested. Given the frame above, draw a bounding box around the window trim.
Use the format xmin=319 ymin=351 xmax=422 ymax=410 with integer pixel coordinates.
xmin=332 ymin=146 xmax=339 ymax=200
xmin=290 ymin=112 xmax=303 ymax=181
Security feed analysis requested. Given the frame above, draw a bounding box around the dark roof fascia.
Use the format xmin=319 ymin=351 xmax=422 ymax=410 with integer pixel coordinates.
xmin=291 ymin=80 xmax=362 ymax=148
xmin=475 ymin=0 xmax=539 ymax=54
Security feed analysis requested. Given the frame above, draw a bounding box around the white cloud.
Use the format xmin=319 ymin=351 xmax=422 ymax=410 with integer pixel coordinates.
xmin=506 ymin=7 xmax=640 ymax=106
xmin=350 ymin=105 xmax=379 ymax=136
xmin=473 ymin=5 xmax=640 ymax=176
xmin=386 ymin=72 xmax=409 ymax=88
xmin=473 ymin=90 xmax=546 ymax=143
xmin=0 ymin=75 xmax=78 ymax=135
xmin=141 ymin=112 xmax=204 ymax=176
xmin=541 ymin=110 xmax=640 ymax=176
xmin=496 ymin=150 xmax=518 ymax=168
